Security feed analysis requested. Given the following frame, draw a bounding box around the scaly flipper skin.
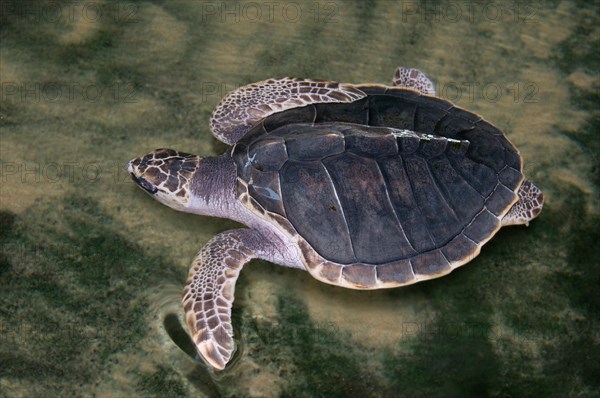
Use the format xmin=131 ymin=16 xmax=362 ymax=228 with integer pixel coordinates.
xmin=501 ymin=180 xmax=544 ymax=226
xmin=209 ymin=77 xmax=366 ymax=145
xmin=392 ymin=66 xmax=436 ymax=96
xmin=181 ymin=228 xmax=267 ymax=370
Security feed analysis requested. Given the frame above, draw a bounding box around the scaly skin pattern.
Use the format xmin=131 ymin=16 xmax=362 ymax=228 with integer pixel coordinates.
xmin=392 ymin=67 xmax=436 ymax=96
xmin=181 ymin=229 xmax=258 ymax=370
xmin=502 ymin=180 xmax=544 ymax=226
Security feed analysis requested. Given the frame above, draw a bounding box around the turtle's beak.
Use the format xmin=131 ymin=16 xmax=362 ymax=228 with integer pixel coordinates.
xmin=131 ymin=174 xmax=159 ymax=195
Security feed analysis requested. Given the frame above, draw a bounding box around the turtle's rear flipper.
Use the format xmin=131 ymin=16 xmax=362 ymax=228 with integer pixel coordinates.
xmin=209 ymin=77 xmax=366 ymax=145
xmin=501 ymin=180 xmax=544 ymax=227
xmin=182 ymin=229 xmax=262 ymax=370
xmin=392 ymin=67 xmax=436 ymax=96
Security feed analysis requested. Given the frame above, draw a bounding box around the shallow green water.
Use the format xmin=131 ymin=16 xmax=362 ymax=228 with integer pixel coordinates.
xmin=1 ymin=0 xmax=598 ymax=397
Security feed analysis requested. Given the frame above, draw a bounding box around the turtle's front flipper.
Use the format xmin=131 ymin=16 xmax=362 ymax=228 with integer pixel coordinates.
xmin=393 ymin=67 xmax=436 ymax=96
xmin=182 ymin=228 xmax=262 ymax=370
xmin=209 ymin=77 xmax=366 ymax=145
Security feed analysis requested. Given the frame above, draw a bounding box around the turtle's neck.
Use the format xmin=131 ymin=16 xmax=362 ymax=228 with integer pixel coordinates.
xmin=188 ymin=153 xmax=240 ymax=220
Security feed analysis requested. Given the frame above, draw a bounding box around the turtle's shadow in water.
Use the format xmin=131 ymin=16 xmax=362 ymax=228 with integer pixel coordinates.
xmin=162 ymin=313 xmax=224 ymax=397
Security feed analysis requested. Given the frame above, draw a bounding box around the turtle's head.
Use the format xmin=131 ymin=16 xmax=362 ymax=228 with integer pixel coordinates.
xmin=128 ymin=149 xmax=201 ymax=211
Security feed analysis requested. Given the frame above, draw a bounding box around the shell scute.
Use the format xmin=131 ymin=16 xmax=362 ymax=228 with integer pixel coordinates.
xmin=232 ymin=89 xmax=524 ymax=287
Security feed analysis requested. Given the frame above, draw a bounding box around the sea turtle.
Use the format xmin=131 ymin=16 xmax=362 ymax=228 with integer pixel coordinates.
xmin=127 ymin=67 xmax=543 ymax=370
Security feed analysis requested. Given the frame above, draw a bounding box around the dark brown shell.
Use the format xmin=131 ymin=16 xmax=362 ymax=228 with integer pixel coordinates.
xmin=231 ymin=86 xmax=523 ymax=287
